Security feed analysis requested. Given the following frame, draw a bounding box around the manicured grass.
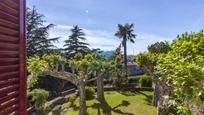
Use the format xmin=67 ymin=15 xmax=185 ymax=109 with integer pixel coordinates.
xmin=61 ymin=91 xmax=156 ymax=115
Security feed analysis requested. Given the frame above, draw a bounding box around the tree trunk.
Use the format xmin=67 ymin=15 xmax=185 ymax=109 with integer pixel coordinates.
xmin=156 ymin=78 xmax=171 ymax=115
xmin=61 ymin=64 xmax=65 ymax=72
xmin=97 ymin=73 xmax=105 ymax=103
xmin=152 ymin=77 xmax=160 ymax=106
xmin=123 ymin=38 xmax=128 ymax=77
xmin=56 ymin=62 xmax=59 ymax=71
xmin=78 ymin=81 xmax=87 ymax=115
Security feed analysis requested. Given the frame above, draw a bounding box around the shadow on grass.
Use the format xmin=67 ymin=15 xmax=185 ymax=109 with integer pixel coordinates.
xmin=117 ymin=91 xmax=137 ymax=96
xmin=137 ymin=91 xmax=153 ymax=105
xmin=90 ymin=100 xmax=134 ymax=115
xmin=117 ymin=91 xmax=153 ymax=105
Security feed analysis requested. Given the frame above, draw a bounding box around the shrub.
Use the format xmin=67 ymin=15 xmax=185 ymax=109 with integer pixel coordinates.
xmin=69 ymin=95 xmax=77 ymax=106
xmin=139 ymin=75 xmax=152 ymax=87
xmin=85 ymin=86 xmax=95 ymax=100
xmin=128 ymin=76 xmax=140 ymax=84
xmin=28 ymin=89 xmax=49 ymax=112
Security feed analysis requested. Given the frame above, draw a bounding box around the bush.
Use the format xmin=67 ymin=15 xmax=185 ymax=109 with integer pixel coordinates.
xmin=85 ymin=86 xmax=95 ymax=100
xmin=28 ymin=89 xmax=49 ymax=111
xmin=128 ymin=76 xmax=140 ymax=84
xmin=69 ymin=95 xmax=77 ymax=106
xmin=139 ymin=75 xmax=152 ymax=87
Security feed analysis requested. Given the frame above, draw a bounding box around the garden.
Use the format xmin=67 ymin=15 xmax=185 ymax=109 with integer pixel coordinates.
xmin=26 ymin=5 xmax=204 ymax=115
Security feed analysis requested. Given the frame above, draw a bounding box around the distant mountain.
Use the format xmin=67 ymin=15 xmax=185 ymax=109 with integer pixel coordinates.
xmin=101 ymin=51 xmax=114 ymax=56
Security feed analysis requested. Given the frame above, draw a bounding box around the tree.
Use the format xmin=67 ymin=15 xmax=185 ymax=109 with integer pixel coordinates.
xmin=64 ymin=25 xmax=90 ymax=57
xmin=115 ymin=23 xmax=136 ymax=76
xmin=112 ymin=55 xmax=126 ymax=88
xmin=148 ymin=41 xmax=171 ymax=54
xmin=134 ymin=43 xmax=172 ymax=115
xmin=106 ymin=44 xmax=122 ymax=62
xmin=28 ymin=53 xmax=111 ymax=115
xmin=26 ymin=7 xmax=59 ymax=57
xmin=91 ymin=60 xmax=112 ymax=103
xmin=155 ymin=31 xmax=204 ymax=115
xmin=28 ymin=54 xmax=91 ymax=115
xmin=114 ymin=44 xmax=122 ymax=56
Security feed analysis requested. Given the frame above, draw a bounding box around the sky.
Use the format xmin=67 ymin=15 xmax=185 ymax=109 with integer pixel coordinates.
xmin=27 ymin=0 xmax=204 ymax=55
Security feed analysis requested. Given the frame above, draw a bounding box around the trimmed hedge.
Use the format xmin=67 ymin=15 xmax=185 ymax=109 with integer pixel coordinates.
xmin=28 ymin=89 xmax=49 ymax=114
xmin=85 ymin=86 xmax=95 ymax=100
xmin=139 ymin=75 xmax=152 ymax=87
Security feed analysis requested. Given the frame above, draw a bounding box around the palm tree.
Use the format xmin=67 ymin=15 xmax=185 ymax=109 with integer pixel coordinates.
xmin=115 ymin=23 xmax=136 ymax=76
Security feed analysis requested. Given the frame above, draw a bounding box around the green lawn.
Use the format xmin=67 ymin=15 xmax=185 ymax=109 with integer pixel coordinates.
xmin=61 ymin=91 xmax=156 ymax=115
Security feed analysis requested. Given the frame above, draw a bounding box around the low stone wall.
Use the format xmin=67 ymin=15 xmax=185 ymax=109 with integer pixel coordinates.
xmin=103 ymin=87 xmax=153 ymax=91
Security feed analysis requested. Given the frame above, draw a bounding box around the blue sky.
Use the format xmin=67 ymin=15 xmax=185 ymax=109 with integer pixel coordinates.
xmin=27 ymin=0 xmax=204 ymax=55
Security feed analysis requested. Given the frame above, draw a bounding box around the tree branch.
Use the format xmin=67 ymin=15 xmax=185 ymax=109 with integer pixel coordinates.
xmin=44 ymin=70 xmax=78 ymax=85
xmin=85 ymin=77 xmax=97 ymax=83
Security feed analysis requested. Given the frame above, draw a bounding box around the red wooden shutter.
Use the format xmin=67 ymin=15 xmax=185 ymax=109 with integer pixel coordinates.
xmin=0 ymin=0 xmax=27 ymax=115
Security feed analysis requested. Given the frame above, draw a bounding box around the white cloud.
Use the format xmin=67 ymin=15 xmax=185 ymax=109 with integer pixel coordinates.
xmin=49 ymin=24 xmax=170 ymax=55
xmin=55 ymin=24 xmax=73 ymax=30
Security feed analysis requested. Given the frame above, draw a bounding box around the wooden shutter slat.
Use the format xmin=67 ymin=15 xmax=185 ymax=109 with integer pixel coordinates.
xmin=1 ymin=0 xmax=18 ymax=11
xmin=0 ymin=26 xmax=18 ymax=36
xmin=0 ymin=91 xmax=19 ymax=103
xmin=0 ymin=65 xmax=19 ymax=74
xmin=0 ymin=94 xmax=18 ymax=105
xmin=0 ymin=43 xmax=18 ymax=50
xmin=0 ymin=10 xmax=18 ymax=23
xmin=0 ymin=51 xmax=18 ymax=58
xmin=0 ymin=78 xmax=19 ymax=89
xmin=0 ymin=34 xmax=18 ymax=43
xmin=0 ymin=85 xmax=19 ymax=95
xmin=0 ymin=18 xmax=19 ymax=30
xmin=0 ymin=91 xmax=19 ymax=105
xmin=0 ymin=2 xmax=18 ymax=17
xmin=1 ymin=105 xmax=19 ymax=115
xmin=0 ymin=58 xmax=19 ymax=65
xmin=0 ymin=71 xmax=18 ymax=79
xmin=0 ymin=98 xmax=19 ymax=112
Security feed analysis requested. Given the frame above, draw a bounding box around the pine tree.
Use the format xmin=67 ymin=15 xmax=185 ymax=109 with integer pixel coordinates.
xmin=26 ymin=7 xmax=59 ymax=57
xmin=64 ymin=25 xmax=90 ymax=57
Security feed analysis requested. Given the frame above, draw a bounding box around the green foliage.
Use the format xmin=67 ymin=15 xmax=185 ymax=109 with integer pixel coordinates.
xmin=26 ymin=7 xmax=59 ymax=57
xmin=61 ymin=102 xmax=70 ymax=111
xmin=85 ymin=86 xmax=95 ymax=100
xmin=27 ymin=55 xmax=48 ymax=88
xmin=134 ymin=52 xmax=157 ymax=68
xmin=63 ymin=91 xmax=156 ymax=115
xmin=115 ymin=23 xmax=136 ymax=76
xmin=139 ymin=75 xmax=152 ymax=87
xmin=27 ymin=55 xmax=48 ymax=74
xmin=64 ymin=25 xmax=90 ymax=57
xmin=28 ymin=89 xmax=49 ymax=111
xmin=115 ymin=23 xmax=136 ymax=43
xmin=148 ymin=41 xmax=171 ymax=54
xmin=69 ymin=95 xmax=77 ymax=105
xmin=156 ymin=31 xmax=204 ymax=114
xmin=111 ymin=54 xmax=127 ymax=87
xmin=128 ymin=76 xmax=141 ymax=84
